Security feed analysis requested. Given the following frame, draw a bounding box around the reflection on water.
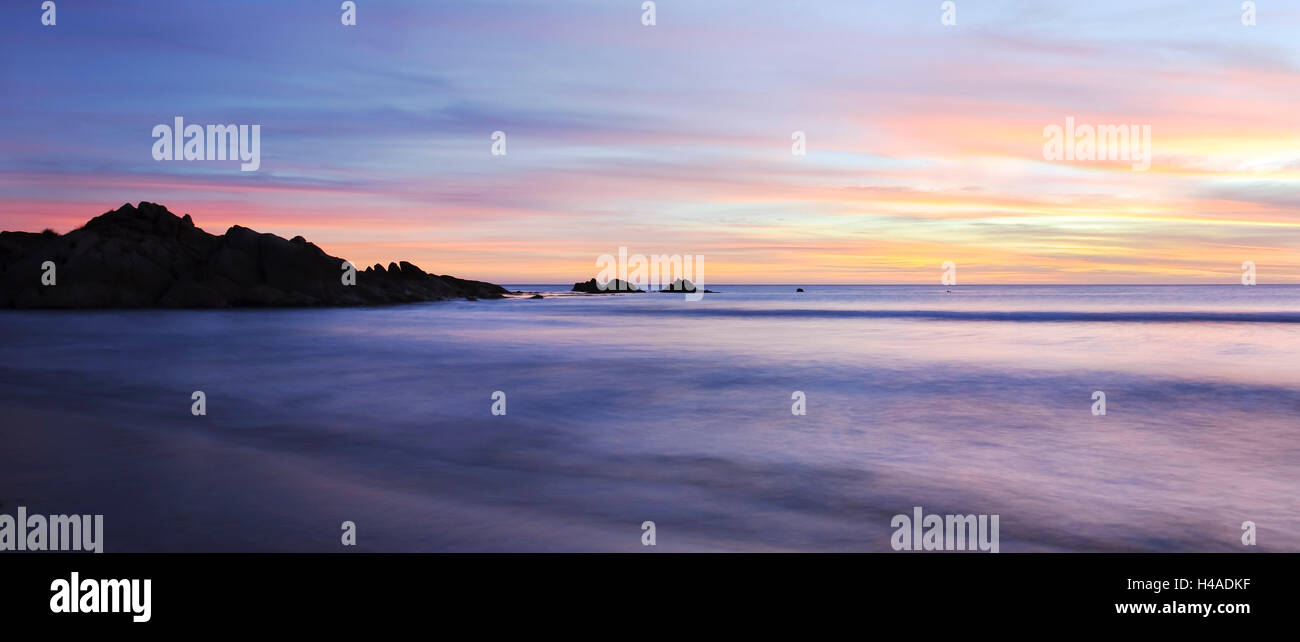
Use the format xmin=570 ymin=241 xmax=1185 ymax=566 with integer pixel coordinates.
xmin=0 ymin=285 xmax=1296 ymax=551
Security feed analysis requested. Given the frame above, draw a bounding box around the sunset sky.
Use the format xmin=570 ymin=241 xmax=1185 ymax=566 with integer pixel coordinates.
xmin=2 ymin=1 xmax=1298 ymax=283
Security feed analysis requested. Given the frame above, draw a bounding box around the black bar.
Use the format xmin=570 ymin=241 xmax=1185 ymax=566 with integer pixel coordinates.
xmin=1 ymin=553 xmax=1291 ymax=628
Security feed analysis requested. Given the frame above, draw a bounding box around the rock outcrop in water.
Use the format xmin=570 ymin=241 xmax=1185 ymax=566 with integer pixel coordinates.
xmin=0 ymin=202 xmax=507 ymax=308
xmin=572 ymin=278 xmax=643 ymax=293
xmin=660 ymin=278 xmax=714 ymax=293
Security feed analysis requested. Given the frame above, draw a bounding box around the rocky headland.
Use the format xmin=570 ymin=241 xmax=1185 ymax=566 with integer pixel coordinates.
xmin=0 ymin=202 xmax=507 ymax=308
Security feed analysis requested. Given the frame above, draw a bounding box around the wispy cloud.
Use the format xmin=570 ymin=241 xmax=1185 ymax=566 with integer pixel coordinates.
xmin=2 ymin=0 xmax=1297 ymax=282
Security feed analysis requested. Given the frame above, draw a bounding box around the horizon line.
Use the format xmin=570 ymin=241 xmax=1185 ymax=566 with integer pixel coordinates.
xmin=499 ymin=282 xmax=1299 ymax=287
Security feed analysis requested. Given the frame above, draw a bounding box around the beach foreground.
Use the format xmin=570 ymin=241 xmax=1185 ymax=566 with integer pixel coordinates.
xmin=1 ymin=285 xmax=1296 ymax=552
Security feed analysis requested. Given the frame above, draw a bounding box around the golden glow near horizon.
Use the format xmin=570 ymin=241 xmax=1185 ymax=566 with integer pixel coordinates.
xmin=2 ymin=3 xmax=1298 ymax=284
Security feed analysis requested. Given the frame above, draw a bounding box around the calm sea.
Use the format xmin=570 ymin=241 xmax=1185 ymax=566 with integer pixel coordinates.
xmin=1 ymin=285 xmax=1296 ymax=551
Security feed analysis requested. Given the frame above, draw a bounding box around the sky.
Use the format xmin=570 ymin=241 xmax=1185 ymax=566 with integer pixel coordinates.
xmin=2 ymin=0 xmax=1298 ymax=284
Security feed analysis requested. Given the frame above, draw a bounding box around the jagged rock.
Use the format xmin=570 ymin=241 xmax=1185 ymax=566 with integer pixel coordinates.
xmin=660 ymin=278 xmax=715 ymax=293
xmin=398 ymin=261 xmax=427 ymax=279
xmin=0 ymin=202 xmax=508 ymax=308
xmin=571 ymin=278 xmax=643 ymax=293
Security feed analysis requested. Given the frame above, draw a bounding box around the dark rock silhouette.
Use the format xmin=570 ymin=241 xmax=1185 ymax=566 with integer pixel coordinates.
xmin=0 ymin=202 xmax=507 ymax=308
xmin=571 ymin=278 xmax=643 ymax=293
xmin=660 ymin=278 xmax=715 ymax=293
xmin=796 ymin=288 xmax=804 ymax=292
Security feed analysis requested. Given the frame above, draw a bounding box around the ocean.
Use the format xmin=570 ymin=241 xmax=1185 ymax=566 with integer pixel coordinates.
xmin=1 ymin=285 xmax=1296 ymax=551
